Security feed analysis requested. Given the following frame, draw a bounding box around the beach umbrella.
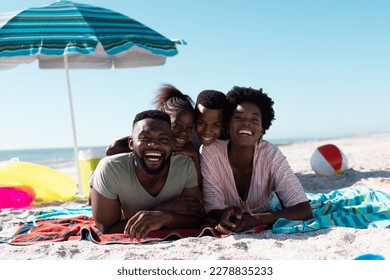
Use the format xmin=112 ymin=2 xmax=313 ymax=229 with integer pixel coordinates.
xmin=0 ymin=0 xmax=183 ymax=197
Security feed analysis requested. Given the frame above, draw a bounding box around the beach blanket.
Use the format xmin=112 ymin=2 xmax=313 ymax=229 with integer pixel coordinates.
xmin=272 ymin=187 xmax=390 ymax=233
xmin=2 ymin=186 xmax=389 ymax=244
xmin=0 ymin=215 xmax=267 ymax=245
xmin=31 ymin=205 xmax=93 ymax=220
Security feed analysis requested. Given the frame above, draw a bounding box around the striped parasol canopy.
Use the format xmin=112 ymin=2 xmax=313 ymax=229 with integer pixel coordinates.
xmin=0 ymin=0 xmax=181 ymax=69
xmin=0 ymin=1 xmax=184 ymax=197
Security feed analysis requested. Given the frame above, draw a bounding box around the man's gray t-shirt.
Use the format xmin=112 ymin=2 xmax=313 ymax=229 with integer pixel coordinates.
xmin=90 ymin=153 xmax=198 ymax=216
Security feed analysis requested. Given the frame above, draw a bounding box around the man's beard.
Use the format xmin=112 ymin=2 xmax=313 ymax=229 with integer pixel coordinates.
xmin=133 ymin=152 xmax=171 ymax=175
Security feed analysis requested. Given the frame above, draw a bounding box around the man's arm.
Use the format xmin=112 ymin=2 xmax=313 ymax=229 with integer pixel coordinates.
xmin=91 ymin=188 xmax=135 ymax=233
xmin=163 ymin=186 xmax=204 ymax=228
xmin=152 ymin=186 xmax=203 ymax=217
xmin=124 ymin=186 xmax=204 ymax=240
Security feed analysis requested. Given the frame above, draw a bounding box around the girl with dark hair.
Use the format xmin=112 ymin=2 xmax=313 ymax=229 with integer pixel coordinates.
xmin=106 ymin=84 xmax=196 ymax=157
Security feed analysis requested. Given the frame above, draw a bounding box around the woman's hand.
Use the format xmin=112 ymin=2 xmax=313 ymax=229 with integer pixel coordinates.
xmin=215 ymin=206 xmax=242 ymax=234
xmin=231 ymin=214 xmax=259 ymax=232
xmin=215 ymin=206 xmax=261 ymax=234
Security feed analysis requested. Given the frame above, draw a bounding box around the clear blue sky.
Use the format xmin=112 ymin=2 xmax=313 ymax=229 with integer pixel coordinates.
xmin=1 ymin=0 xmax=389 ymax=150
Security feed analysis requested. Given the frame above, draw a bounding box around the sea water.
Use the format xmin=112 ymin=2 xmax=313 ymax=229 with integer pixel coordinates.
xmin=0 ymin=146 xmax=105 ymax=181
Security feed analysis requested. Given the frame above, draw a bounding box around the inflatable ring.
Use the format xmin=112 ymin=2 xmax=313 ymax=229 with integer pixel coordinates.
xmin=0 ymin=161 xmax=77 ymax=204
xmin=0 ymin=185 xmax=36 ymax=209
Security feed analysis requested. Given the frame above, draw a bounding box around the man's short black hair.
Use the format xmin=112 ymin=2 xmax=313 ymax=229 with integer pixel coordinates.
xmin=133 ymin=110 xmax=171 ymax=127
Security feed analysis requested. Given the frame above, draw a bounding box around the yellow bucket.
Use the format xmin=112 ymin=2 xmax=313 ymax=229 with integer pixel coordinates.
xmin=78 ymin=147 xmax=106 ymax=197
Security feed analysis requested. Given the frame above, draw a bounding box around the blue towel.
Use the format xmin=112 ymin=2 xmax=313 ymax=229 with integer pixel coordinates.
xmin=28 ymin=205 xmax=92 ymax=221
xmin=272 ymin=187 xmax=390 ymax=233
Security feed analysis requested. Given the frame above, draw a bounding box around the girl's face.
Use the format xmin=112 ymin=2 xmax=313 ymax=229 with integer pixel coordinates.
xmin=169 ymin=109 xmax=194 ymax=149
xmin=228 ymin=102 xmax=263 ymax=147
xmin=195 ymin=104 xmax=224 ymax=146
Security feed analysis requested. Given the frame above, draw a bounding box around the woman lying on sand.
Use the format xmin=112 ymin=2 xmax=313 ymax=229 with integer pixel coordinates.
xmin=201 ymin=86 xmax=313 ymax=234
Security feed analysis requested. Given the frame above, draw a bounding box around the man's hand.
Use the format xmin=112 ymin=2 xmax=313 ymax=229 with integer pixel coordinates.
xmin=124 ymin=210 xmax=174 ymax=241
xmin=125 ymin=187 xmax=203 ymax=236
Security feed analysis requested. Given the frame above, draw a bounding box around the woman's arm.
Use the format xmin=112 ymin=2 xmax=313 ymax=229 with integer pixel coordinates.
xmin=105 ymin=136 xmax=131 ymax=156
xmin=212 ymin=201 xmax=313 ymax=234
xmin=236 ymin=201 xmax=312 ymax=232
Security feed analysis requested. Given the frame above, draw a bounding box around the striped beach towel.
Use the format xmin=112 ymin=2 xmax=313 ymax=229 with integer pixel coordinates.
xmin=30 ymin=205 xmax=93 ymax=221
xmin=0 ymin=214 xmax=266 ymax=245
xmin=272 ymin=187 xmax=390 ymax=233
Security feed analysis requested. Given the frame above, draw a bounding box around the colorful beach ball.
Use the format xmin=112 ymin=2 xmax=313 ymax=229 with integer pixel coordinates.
xmin=310 ymin=144 xmax=348 ymax=176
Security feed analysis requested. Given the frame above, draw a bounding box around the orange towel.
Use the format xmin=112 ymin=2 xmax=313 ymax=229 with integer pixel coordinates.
xmin=2 ymin=215 xmax=267 ymax=245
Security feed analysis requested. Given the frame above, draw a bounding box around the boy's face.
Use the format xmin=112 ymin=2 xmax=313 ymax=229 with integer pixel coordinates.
xmin=195 ymin=104 xmax=224 ymax=146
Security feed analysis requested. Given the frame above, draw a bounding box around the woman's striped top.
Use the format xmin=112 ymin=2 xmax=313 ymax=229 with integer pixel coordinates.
xmin=200 ymin=139 xmax=309 ymax=214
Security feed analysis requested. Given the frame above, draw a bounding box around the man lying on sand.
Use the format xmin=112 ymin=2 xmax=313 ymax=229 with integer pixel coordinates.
xmin=90 ymin=110 xmax=203 ymax=240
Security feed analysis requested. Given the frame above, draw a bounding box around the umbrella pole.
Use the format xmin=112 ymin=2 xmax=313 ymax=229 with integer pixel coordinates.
xmin=63 ymin=54 xmax=83 ymax=198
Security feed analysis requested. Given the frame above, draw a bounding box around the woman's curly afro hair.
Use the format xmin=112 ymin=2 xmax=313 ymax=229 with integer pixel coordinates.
xmin=225 ymin=86 xmax=275 ymax=133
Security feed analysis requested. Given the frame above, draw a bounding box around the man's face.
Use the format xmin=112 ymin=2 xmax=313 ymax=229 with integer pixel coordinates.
xmin=130 ymin=118 xmax=174 ymax=175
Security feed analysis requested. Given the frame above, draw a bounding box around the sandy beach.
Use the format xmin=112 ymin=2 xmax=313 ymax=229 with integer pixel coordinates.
xmin=0 ymin=133 xmax=389 ymax=260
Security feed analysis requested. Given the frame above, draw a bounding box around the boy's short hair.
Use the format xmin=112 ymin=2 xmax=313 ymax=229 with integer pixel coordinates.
xmin=196 ymin=90 xmax=227 ymax=110
xmin=133 ymin=110 xmax=171 ymax=127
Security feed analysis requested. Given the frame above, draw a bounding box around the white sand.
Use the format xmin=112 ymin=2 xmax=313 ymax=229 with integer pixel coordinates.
xmin=1 ymin=133 xmax=389 ymax=260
